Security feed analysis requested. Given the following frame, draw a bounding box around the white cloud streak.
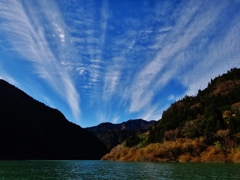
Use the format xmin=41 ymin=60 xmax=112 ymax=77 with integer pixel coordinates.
xmin=124 ymin=0 xmax=240 ymax=113
xmin=63 ymin=0 xmax=111 ymax=107
xmin=66 ymin=0 xmax=240 ymax=124
xmin=0 ymin=63 xmax=18 ymax=86
xmin=0 ymin=0 xmax=81 ymax=122
xmin=1 ymin=0 xmax=240 ymax=125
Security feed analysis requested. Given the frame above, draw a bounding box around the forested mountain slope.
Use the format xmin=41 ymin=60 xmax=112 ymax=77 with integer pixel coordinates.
xmin=148 ymin=68 xmax=240 ymax=143
xmin=102 ymin=68 xmax=240 ymax=162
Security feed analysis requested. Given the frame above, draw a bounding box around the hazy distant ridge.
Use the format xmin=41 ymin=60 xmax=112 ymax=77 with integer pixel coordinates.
xmin=86 ymin=119 xmax=156 ymax=150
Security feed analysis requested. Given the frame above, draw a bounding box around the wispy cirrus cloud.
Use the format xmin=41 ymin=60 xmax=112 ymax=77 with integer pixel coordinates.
xmin=1 ymin=0 xmax=240 ymax=127
xmin=0 ymin=0 xmax=80 ymax=122
xmin=61 ymin=0 xmax=110 ymax=107
xmin=0 ymin=63 xmax=18 ymax=86
xmin=121 ymin=0 xmax=240 ymax=114
xmin=177 ymin=1 xmax=240 ymax=95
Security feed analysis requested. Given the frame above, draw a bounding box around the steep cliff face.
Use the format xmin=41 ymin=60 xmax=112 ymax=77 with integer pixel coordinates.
xmin=0 ymin=79 xmax=108 ymax=160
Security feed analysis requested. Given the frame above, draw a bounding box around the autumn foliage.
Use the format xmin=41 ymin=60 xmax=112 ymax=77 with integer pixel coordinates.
xmin=102 ymin=69 xmax=240 ymax=162
xmin=102 ymin=136 xmax=240 ymax=162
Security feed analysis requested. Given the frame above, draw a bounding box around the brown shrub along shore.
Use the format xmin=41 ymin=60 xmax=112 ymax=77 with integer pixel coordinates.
xmin=101 ymin=137 xmax=240 ymax=162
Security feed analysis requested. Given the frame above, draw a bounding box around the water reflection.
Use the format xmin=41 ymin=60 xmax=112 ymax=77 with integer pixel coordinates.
xmin=0 ymin=160 xmax=240 ymax=179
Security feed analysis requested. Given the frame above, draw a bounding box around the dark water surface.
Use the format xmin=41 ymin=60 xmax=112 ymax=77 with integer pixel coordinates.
xmin=0 ymin=160 xmax=240 ymax=179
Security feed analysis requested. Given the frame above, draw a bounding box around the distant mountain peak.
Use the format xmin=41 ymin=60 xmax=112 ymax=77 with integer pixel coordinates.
xmin=86 ymin=119 xmax=156 ymax=150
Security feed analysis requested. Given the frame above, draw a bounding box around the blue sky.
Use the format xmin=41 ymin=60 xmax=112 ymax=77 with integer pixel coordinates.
xmin=0 ymin=0 xmax=240 ymax=127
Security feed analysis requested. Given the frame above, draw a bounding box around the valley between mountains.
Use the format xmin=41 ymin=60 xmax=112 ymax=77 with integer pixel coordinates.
xmin=1 ymin=68 xmax=240 ymax=162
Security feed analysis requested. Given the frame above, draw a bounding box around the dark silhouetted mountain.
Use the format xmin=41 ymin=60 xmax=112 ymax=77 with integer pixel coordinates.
xmin=0 ymin=79 xmax=108 ymax=160
xmin=86 ymin=119 xmax=156 ymax=150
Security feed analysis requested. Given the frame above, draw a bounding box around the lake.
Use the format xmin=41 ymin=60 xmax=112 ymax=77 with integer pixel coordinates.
xmin=0 ymin=160 xmax=240 ymax=179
